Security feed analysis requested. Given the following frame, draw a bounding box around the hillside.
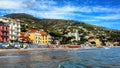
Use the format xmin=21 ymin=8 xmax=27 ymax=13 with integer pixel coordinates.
xmin=4 ymin=13 xmax=120 ymax=45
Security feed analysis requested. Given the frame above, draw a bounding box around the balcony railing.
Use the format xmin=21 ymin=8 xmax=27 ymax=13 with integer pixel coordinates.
xmin=1 ymin=34 xmax=9 ymax=37
xmin=1 ymin=30 xmax=9 ymax=32
xmin=10 ymin=34 xmax=16 ymax=36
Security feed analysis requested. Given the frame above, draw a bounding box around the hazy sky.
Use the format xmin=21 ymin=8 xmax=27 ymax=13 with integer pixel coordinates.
xmin=0 ymin=0 xmax=120 ymax=30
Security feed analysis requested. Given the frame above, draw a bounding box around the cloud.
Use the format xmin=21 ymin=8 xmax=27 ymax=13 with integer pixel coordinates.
xmin=0 ymin=0 xmax=120 ymax=30
xmin=24 ymin=0 xmax=57 ymax=10
xmin=78 ymin=6 xmax=120 ymax=13
xmin=94 ymin=14 xmax=120 ymax=20
xmin=82 ymin=19 xmax=100 ymax=22
xmin=0 ymin=0 xmax=119 ymax=19
xmin=0 ymin=0 xmax=25 ymax=9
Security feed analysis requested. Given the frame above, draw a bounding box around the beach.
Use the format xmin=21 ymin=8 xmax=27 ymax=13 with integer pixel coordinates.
xmin=0 ymin=46 xmax=119 ymax=53
xmin=0 ymin=48 xmax=71 ymax=53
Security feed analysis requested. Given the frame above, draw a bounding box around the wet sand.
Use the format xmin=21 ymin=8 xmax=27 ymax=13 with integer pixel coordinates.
xmin=1 ymin=46 xmax=117 ymax=53
xmin=0 ymin=48 xmax=70 ymax=53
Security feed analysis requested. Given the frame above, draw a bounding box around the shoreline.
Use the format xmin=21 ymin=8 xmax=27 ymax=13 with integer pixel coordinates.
xmin=0 ymin=46 xmax=120 ymax=53
xmin=0 ymin=48 xmax=70 ymax=53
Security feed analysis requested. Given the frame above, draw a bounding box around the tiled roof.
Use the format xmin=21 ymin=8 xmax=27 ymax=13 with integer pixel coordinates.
xmin=23 ymin=36 xmax=29 ymax=39
xmin=40 ymin=32 xmax=48 ymax=36
xmin=28 ymin=29 xmax=37 ymax=33
xmin=20 ymin=32 xmax=29 ymax=39
xmin=20 ymin=32 xmax=25 ymax=36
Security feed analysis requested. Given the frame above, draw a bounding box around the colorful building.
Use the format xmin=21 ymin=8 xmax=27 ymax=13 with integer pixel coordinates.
xmin=88 ymin=37 xmax=101 ymax=45
xmin=20 ymin=32 xmax=29 ymax=43
xmin=40 ymin=32 xmax=51 ymax=44
xmin=9 ymin=19 xmax=21 ymax=42
xmin=0 ymin=17 xmax=21 ymax=43
xmin=28 ymin=29 xmax=51 ymax=44
xmin=28 ymin=29 xmax=39 ymax=44
xmin=0 ymin=18 xmax=10 ymax=43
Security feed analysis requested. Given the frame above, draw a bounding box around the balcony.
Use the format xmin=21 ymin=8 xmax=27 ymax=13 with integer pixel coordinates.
xmin=1 ymin=30 xmax=9 ymax=32
xmin=15 ymin=30 xmax=20 ymax=33
xmin=10 ymin=29 xmax=15 ymax=31
xmin=1 ymin=34 xmax=9 ymax=37
xmin=10 ymin=34 xmax=16 ymax=36
xmin=17 ymin=25 xmax=21 ymax=28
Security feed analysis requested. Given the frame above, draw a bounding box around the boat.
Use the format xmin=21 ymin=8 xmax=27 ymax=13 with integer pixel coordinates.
xmin=68 ymin=45 xmax=81 ymax=48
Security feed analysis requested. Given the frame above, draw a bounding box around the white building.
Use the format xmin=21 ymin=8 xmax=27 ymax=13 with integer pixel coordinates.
xmin=68 ymin=30 xmax=80 ymax=41
xmin=0 ymin=17 xmax=21 ymax=42
xmin=9 ymin=20 xmax=21 ymax=42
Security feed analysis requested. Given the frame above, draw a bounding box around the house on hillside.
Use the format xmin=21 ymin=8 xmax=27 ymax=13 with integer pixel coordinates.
xmin=88 ymin=37 xmax=101 ymax=46
xmin=68 ymin=30 xmax=80 ymax=41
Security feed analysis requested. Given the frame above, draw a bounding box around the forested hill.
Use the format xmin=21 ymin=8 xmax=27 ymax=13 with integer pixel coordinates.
xmin=4 ymin=13 xmax=120 ymax=43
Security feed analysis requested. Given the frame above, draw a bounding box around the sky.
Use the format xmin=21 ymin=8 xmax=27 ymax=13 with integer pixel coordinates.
xmin=0 ymin=0 xmax=120 ymax=30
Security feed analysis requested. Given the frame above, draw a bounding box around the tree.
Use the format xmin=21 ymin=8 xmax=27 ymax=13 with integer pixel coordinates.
xmin=49 ymin=31 xmax=63 ymax=37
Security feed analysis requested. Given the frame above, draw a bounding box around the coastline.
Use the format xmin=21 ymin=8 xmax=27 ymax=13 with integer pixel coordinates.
xmin=0 ymin=48 xmax=70 ymax=53
xmin=0 ymin=46 xmax=120 ymax=53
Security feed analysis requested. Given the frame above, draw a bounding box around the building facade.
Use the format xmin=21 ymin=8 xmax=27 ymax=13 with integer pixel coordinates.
xmin=20 ymin=32 xmax=29 ymax=43
xmin=0 ymin=17 xmax=21 ymax=43
xmin=88 ymin=37 xmax=101 ymax=45
xmin=0 ymin=22 xmax=9 ymax=43
xmin=9 ymin=20 xmax=21 ymax=42
xmin=68 ymin=30 xmax=80 ymax=41
xmin=28 ymin=29 xmax=39 ymax=44
xmin=40 ymin=32 xmax=51 ymax=45
xmin=28 ymin=29 xmax=51 ymax=44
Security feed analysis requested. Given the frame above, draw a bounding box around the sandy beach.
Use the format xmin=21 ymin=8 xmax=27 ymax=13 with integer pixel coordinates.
xmin=0 ymin=46 xmax=119 ymax=53
xmin=0 ymin=48 xmax=70 ymax=53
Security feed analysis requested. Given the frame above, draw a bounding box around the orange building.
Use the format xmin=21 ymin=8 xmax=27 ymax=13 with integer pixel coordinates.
xmin=20 ymin=32 xmax=30 ymax=43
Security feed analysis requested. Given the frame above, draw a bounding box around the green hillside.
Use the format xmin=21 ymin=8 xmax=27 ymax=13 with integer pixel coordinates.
xmin=4 ymin=13 xmax=120 ymax=45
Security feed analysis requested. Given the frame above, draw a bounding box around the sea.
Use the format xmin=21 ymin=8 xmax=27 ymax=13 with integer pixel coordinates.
xmin=0 ymin=47 xmax=120 ymax=68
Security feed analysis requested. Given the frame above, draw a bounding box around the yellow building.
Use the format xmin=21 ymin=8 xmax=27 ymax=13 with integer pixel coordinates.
xmin=28 ymin=29 xmax=39 ymax=44
xmin=88 ymin=37 xmax=101 ymax=45
xmin=39 ymin=32 xmax=51 ymax=45
xmin=28 ymin=29 xmax=50 ymax=44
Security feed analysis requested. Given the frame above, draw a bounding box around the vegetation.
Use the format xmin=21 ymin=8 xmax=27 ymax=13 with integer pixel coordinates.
xmin=49 ymin=31 xmax=63 ymax=37
xmin=4 ymin=13 xmax=120 ymax=45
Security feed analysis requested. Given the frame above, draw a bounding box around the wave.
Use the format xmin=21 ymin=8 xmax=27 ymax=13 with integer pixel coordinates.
xmin=0 ymin=56 xmax=20 ymax=58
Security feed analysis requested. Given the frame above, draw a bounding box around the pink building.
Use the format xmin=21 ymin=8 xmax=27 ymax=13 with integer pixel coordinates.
xmin=0 ymin=22 xmax=9 ymax=43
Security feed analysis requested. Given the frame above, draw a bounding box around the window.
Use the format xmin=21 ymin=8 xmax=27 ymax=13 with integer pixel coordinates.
xmin=2 ymin=26 xmax=4 ymax=30
xmin=6 ymin=26 xmax=7 ymax=30
xmin=43 ymin=36 xmax=44 ymax=40
xmin=13 ymin=23 xmax=15 ymax=25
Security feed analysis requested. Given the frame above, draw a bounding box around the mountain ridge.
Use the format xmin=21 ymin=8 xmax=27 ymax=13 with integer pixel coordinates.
xmin=3 ymin=13 xmax=120 ymax=45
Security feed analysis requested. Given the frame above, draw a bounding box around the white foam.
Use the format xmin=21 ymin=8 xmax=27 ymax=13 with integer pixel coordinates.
xmin=0 ymin=56 xmax=19 ymax=58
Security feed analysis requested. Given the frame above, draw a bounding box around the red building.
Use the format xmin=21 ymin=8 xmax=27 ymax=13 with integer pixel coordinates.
xmin=0 ymin=22 xmax=9 ymax=43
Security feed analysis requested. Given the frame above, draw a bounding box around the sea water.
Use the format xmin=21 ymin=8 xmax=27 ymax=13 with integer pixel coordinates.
xmin=0 ymin=47 xmax=120 ymax=68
